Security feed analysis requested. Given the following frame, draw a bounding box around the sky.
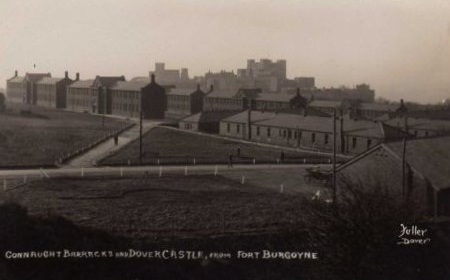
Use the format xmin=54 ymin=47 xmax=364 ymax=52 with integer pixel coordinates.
xmin=0 ymin=0 xmax=449 ymax=103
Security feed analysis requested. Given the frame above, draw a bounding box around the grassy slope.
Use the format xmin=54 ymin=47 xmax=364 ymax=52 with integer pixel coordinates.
xmin=3 ymin=175 xmax=309 ymax=240
xmin=0 ymin=104 xmax=130 ymax=167
xmin=101 ymin=127 xmax=331 ymax=165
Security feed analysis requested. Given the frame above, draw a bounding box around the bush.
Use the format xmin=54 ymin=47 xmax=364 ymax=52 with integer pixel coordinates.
xmin=305 ymin=177 xmax=450 ymax=280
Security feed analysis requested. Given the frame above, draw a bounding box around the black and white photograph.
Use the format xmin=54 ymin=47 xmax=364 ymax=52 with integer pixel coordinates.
xmin=0 ymin=0 xmax=449 ymax=279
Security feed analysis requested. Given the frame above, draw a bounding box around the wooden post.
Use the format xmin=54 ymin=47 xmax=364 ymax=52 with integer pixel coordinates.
xmin=159 ymin=166 xmax=162 ymax=178
xmin=214 ymin=165 xmax=218 ymax=176
xmin=280 ymin=184 xmax=284 ymax=194
xmin=241 ymin=175 xmax=245 ymax=185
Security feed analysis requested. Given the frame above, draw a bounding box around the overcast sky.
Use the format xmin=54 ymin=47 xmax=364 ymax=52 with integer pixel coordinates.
xmin=1 ymin=0 xmax=449 ymax=103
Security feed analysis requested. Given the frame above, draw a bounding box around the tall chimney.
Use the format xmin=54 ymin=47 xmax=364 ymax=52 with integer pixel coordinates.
xmin=14 ymin=70 xmax=18 ymax=77
xmin=151 ymin=74 xmax=155 ymax=83
xmin=75 ymin=72 xmax=80 ymax=81
xmin=209 ymin=85 xmax=214 ymax=93
xmin=65 ymin=71 xmax=68 ymax=78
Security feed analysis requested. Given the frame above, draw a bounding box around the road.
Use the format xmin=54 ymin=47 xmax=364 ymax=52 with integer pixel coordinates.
xmin=0 ymin=163 xmax=330 ymax=181
xmin=62 ymin=120 xmax=161 ymax=168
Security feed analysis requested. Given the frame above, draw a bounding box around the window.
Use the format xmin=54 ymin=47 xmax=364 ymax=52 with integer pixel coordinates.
xmin=283 ymin=130 xmax=287 ymax=138
xmin=312 ymin=133 xmax=316 ymax=143
xmin=267 ymin=127 xmax=271 ymax=137
xmin=425 ymin=131 xmax=429 ymax=137
xmin=367 ymin=139 xmax=372 ymax=149
xmin=352 ymin=137 xmax=357 ymax=148
xmin=287 ymin=130 xmax=292 ymax=139
xmin=227 ymin=123 xmax=230 ymax=133
xmin=256 ymin=126 xmax=260 ymax=136
xmin=237 ymin=125 xmax=240 ymax=133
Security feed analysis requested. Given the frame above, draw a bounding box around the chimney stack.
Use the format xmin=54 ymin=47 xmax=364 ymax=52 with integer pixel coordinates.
xmin=14 ymin=70 xmax=18 ymax=77
xmin=209 ymin=85 xmax=214 ymax=92
xmin=151 ymin=74 xmax=155 ymax=83
xmin=65 ymin=71 xmax=68 ymax=78
xmin=75 ymin=72 xmax=80 ymax=81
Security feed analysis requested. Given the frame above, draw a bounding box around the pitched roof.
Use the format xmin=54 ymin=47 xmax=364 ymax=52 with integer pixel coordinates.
xmin=68 ymin=79 xmax=95 ymax=88
xmin=308 ymin=100 xmax=345 ymax=108
xmin=205 ymin=89 xmax=239 ymax=98
xmin=7 ymin=76 xmax=26 ymax=83
xmin=222 ymin=110 xmax=407 ymax=138
xmin=111 ymin=81 xmax=150 ymax=92
xmin=181 ymin=110 xmax=241 ymax=123
xmin=93 ymin=76 xmax=126 ymax=87
xmin=25 ymin=73 xmax=51 ymax=83
xmin=385 ymin=117 xmax=450 ymax=132
xmin=255 ymin=93 xmax=293 ymax=102
xmin=36 ymin=77 xmax=65 ymax=85
xmin=222 ymin=110 xmax=279 ymax=123
xmin=385 ymin=136 xmax=450 ymax=190
xmin=359 ymin=102 xmax=399 ymax=112
xmin=166 ymin=88 xmax=197 ymax=96
xmin=347 ymin=122 xmax=410 ymax=138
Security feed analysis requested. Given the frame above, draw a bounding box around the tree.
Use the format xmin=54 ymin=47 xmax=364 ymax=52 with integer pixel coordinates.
xmin=305 ymin=176 xmax=450 ymax=280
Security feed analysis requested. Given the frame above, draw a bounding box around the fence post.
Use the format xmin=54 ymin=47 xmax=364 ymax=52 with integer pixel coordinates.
xmin=214 ymin=165 xmax=218 ymax=176
xmin=3 ymin=179 xmax=6 ymax=191
xmin=193 ymin=158 xmax=196 ymax=166
xmin=241 ymin=175 xmax=245 ymax=185
xmin=120 ymin=167 xmax=123 ymax=177
xmin=185 ymin=165 xmax=188 ymax=176
xmin=81 ymin=168 xmax=84 ymax=178
xmin=23 ymin=175 xmax=27 ymax=184
xmin=303 ymin=158 xmax=306 ymax=164
xmin=280 ymin=184 xmax=284 ymax=194
xmin=159 ymin=166 xmax=162 ymax=178
xmin=253 ymin=158 xmax=256 ymax=164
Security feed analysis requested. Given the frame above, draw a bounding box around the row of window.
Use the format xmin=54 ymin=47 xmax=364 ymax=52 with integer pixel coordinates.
xmin=225 ymin=122 xmax=375 ymax=150
xmin=69 ymin=99 xmax=91 ymax=107
xmin=112 ymin=103 xmax=139 ymax=112
xmin=112 ymin=91 xmax=140 ymax=100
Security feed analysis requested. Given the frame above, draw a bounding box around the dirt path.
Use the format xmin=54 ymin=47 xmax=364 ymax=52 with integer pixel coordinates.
xmin=61 ymin=120 xmax=161 ymax=168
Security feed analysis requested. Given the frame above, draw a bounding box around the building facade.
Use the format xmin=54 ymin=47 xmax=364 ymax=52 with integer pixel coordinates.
xmin=35 ymin=72 xmax=74 ymax=108
xmin=6 ymin=71 xmax=51 ymax=105
xmin=165 ymin=85 xmax=205 ymax=120
xmin=67 ymin=78 xmax=95 ymax=112
xmin=220 ymin=111 xmax=409 ymax=155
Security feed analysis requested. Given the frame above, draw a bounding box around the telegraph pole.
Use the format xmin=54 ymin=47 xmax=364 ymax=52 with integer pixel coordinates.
xmin=139 ymin=92 xmax=143 ymax=165
xmin=332 ymin=109 xmax=337 ymax=209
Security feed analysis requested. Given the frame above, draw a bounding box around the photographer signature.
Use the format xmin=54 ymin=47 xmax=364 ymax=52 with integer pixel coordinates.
xmin=397 ymin=224 xmax=431 ymax=245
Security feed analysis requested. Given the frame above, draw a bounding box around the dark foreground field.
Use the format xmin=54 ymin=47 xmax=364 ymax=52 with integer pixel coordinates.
xmin=0 ymin=104 xmax=131 ymax=167
xmin=100 ymin=127 xmax=334 ymax=166
xmin=2 ymin=175 xmax=308 ymax=239
xmin=1 ymin=175 xmax=449 ymax=280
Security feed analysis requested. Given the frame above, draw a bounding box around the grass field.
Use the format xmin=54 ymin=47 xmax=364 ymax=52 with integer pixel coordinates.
xmin=101 ymin=127 xmax=333 ymax=166
xmin=0 ymin=103 xmax=131 ymax=167
xmin=2 ymin=175 xmax=311 ymax=240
